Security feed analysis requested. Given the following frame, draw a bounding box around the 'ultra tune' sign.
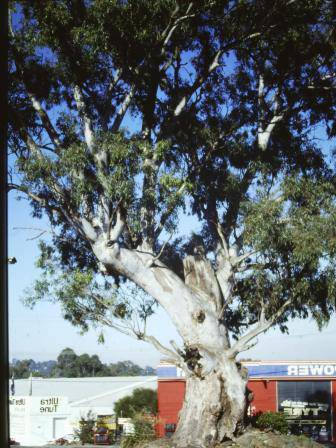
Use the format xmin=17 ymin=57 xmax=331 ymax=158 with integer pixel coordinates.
xmin=247 ymin=363 xmax=336 ymax=378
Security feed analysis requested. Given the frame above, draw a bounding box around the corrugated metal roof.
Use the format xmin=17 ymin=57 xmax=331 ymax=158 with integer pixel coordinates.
xmin=11 ymin=376 xmax=157 ymax=407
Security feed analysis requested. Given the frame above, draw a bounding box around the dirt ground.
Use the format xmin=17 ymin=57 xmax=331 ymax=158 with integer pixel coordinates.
xmin=141 ymin=429 xmax=334 ymax=448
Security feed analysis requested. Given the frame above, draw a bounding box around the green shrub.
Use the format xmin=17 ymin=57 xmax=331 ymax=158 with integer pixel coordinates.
xmin=74 ymin=410 xmax=96 ymax=444
xmin=256 ymin=411 xmax=289 ymax=434
xmin=115 ymin=388 xmax=157 ymax=418
xmin=121 ymin=413 xmax=156 ymax=448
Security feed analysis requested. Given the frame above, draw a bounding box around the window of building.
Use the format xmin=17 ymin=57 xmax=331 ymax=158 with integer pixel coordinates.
xmin=277 ymin=381 xmax=331 ymax=442
xmin=165 ymin=423 xmax=176 ymax=438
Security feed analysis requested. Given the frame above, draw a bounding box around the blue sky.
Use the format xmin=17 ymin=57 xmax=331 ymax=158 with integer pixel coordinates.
xmin=8 ymin=189 xmax=336 ymax=367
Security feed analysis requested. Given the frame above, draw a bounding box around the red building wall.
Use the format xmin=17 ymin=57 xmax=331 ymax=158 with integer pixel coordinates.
xmin=248 ymin=380 xmax=277 ymax=413
xmin=158 ymin=378 xmax=336 ymax=442
xmin=157 ymin=379 xmax=186 ymax=437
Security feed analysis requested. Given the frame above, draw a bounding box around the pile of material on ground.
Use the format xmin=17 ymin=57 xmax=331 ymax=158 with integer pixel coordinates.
xmin=141 ymin=429 xmax=325 ymax=448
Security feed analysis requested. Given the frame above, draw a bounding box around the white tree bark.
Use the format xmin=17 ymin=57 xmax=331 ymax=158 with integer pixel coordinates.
xmin=92 ymin=239 xmax=229 ymax=352
xmin=174 ymin=355 xmax=247 ymax=447
xmin=258 ymin=114 xmax=284 ymax=150
xmin=87 ymin=223 xmax=281 ymax=446
xmin=73 ymin=85 xmax=95 ymax=153
xmin=92 ymin=238 xmax=250 ymax=446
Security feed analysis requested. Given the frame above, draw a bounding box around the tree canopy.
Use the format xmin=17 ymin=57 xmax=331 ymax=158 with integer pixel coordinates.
xmin=9 ymin=0 xmax=336 ymax=380
xmin=52 ymin=347 xmax=108 ymax=377
xmin=114 ymin=387 xmax=157 ymax=418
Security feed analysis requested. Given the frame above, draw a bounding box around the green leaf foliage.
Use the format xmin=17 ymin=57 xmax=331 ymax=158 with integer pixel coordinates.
xmin=74 ymin=411 xmax=96 ymax=444
xmin=255 ymin=411 xmax=289 ymax=435
xmin=114 ymin=388 xmax=157 ymax=418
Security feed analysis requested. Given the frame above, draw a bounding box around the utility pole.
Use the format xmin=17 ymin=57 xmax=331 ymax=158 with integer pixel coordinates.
xmin=29 ymin=373 xmax=33 ymax=396
xmin=10 ymin=373 xmax=15 ymax=396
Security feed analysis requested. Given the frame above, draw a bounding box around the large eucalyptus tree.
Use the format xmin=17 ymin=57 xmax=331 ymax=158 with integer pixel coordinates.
xmin=9 ymin=0 xmax=336 ymax=446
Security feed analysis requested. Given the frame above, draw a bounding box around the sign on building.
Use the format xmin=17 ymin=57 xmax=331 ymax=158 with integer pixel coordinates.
xmin=10 ymin=396 xmax=70 ymax=446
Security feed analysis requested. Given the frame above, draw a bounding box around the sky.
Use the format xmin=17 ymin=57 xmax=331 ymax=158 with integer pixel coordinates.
xmin=8 ymin=190 xmax=336 ymax=368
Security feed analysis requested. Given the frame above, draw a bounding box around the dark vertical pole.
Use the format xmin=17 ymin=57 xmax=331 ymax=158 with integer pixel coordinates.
xmin=0 ymin=0 xmax=9 ymax=446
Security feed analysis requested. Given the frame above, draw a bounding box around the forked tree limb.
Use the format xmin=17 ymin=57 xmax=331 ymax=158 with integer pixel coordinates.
xmin=228 ymin=298 xmax=292 ymax=357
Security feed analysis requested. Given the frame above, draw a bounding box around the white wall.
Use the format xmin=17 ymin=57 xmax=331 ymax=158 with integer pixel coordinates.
xmin=10 ymin=396 xmax=117 ymax=445
xmin=10 ymin=396 xmax=71 ymax=446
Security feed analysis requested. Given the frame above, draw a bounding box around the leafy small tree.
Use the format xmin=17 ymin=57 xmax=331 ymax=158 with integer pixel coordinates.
xmin=114 ymin=388 xmax=157 ymax=418
xmin=74 ymin=411 xmax=96 ymax=445
xmin=9 ymin=1 xmax=336 ymax=446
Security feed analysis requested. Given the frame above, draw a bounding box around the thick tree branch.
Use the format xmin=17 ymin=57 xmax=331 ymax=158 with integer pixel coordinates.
xmin=10 ymin=28 xmax=61 ymax=149
xmin=146 ymin=232 xmax=173 ymax=268
xmin=171 ymin=27 xmax=264 ymax=119
xmin=81 ymin=218 xmax=98 ymax=242
xmin=258 ymin=114 xmax=284 ymax=150
xmin=222 ymin=166 xmax=255 ymax=237
xmin=111 ymin=85 xmax=135 ymax=132
xmin=9 ymin=111 xmax=45 ymax=159
xmin=73 ymin=85 xmax=109 ymax=219
xmin=107 ymin=207 xmax=125 ymax=244
xmin=107 ymin=68 xmax=123 ymax=96
xmin=173 ymin=49 xmax=222 ymax=117
xmin=141 ymin=334 xmax=183 ymax=365
xmin=26 ymin=92 xmax=62 ymax=148
xmin=228 ymin=298 xmax=292 ymax=357
xmin=160 ymin=2 xmax=195 ymax=56
xmin=307 ymin=72 xmax=336 ymax=90
xmin=214 ymin=222 xmax=230 ymax=260
xmin=231 ymin=250 xmax=258 ymax=267
xmin=257 ymin=79 xmax=284 ymax=150
xmin=9 ymin=182 xmax=93 ymax=242
xmin=100 ymin=68 xmax=123 ymax=129
xmin=8 ymin=183 xmax=51 ymax=206
xmin=73 ymin=85 xmax=95 ymax=153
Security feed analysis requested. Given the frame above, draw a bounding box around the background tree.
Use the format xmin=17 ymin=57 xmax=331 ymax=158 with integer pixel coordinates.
xmin=52 ymin=348 xmax=110 ymax=377
xmin=114 ymin=388 xmax=157 ymax=418
xmin=108 ymin=360 xmax=151 ymax=377
xmin=9 ymin=0 xmax=336 ymax=446
xmin=10 ymin=358 xmax=57 ymax=378
xmin=77 ymin=353 xmax=105 ymax=376
xmin=10 ymin=359 xmax=35 ymax=379
xmin=11 ymin=350 xmax=155 ymax=378
xmin=52 ymin=348 xmax=79 ymax=377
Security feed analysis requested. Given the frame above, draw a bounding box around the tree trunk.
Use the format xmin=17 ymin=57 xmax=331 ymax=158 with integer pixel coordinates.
xmin=173 ymin=359 xmax=247 ymax=448
xmin=94 ymin=243 xmax=248 ymax=446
